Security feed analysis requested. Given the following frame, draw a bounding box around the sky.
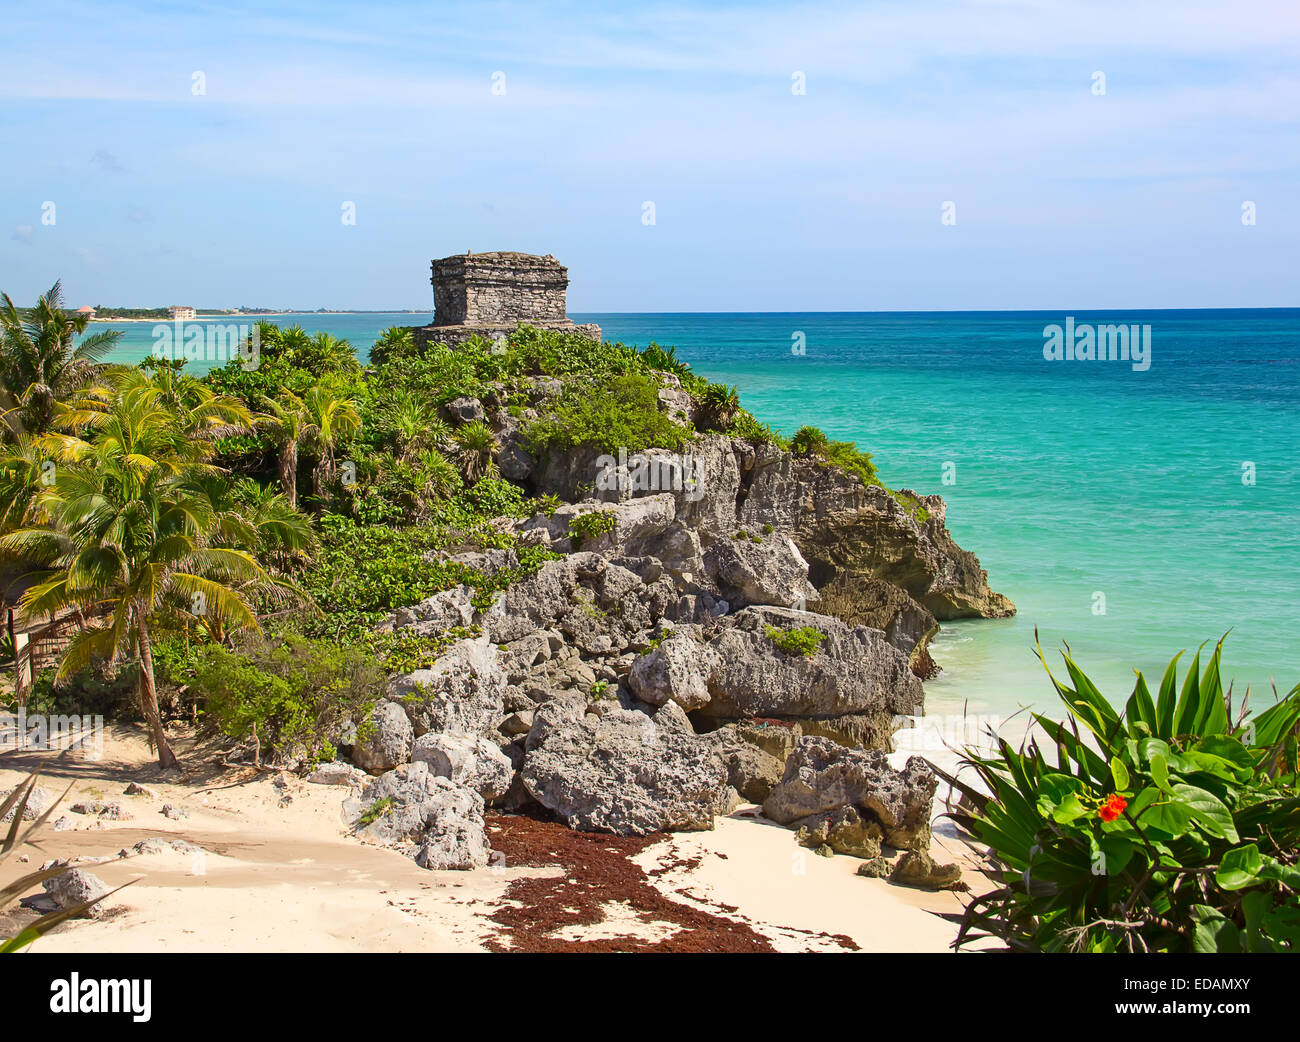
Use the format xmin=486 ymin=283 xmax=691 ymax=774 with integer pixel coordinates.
xmin=2 ymin=0 xmax=1298 ymax=311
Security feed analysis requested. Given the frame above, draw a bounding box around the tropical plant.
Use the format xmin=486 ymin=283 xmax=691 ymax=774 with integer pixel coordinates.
xmin=952 ymin=637 xmax=1300 ymax=953
xmin=368 ymin=326 xmax=417 ymax=367
xmin=452 ymin=420 xmax=498 ymax=483
xmin=0 ymin=280 xmax=122 ymax=438
xmin=255 ymin=390 xmax=309 ymax=509
xmin=696 ymin=382 xmax=741 ymax=432
xmin=0 ymin=381 xmax=270 ymax=767
xmin=763 ymin=624 xmax=826 ymax=657
xmin=302 ymin=384 xmax=361 ymax=500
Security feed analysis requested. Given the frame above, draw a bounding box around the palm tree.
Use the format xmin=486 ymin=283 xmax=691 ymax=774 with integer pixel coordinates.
xmin=0 ymin=280 xmax=122 ymax=437
xmin=302 ymin=385 xmax=361 ymax=500
xmin=255 ymin=390 xmax=309 ymax=509
xmin=0 ymin=434 xmax=55 ymax=535
xmin=369 ymin=326 xmax=415 ymax=367
xmin=452 ymin=420 xmax=498 ymax=483
xmin=380 ymin=392 xmax=451 ymax=461
xmin=0 ymin=386 xmax=268 ymax=768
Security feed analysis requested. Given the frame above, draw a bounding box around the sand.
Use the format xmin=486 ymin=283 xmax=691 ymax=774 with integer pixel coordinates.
xmin=0 ymin=725 xmax=981 ymax=953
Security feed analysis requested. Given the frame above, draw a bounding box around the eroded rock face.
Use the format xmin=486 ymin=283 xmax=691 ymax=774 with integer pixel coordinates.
xmin=346 ymin=761 xmax=490 ymax=870
xmin=353 ymin=701 xmax=414 ymax=775
xmin=386 ymin=636 xmax=508 ymax=737
xmin=763 ymin=736 xmax=937 ymax=851
xmin=483 ymin=553 xmax=674 ymax=655
xmin=703 ymin=534 xmax=817 ymax=610
xmin=627 ymin=635 xmax=718 ymax=712
xmin=381 ymin=587 xmax=475 ymax=637
xmin=521 ymin=697 xmax=730 ymax=835
xmin=738 ymin=447 xmax=1013 ymax=621
xmin=701 ymin=607 xmax=924 ymax=723
xmin=412 ymin=731 xmax=513 ymax=801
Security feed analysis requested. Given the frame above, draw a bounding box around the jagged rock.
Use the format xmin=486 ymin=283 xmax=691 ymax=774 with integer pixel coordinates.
xmin=499 ymin=711 xmax=534 ymax=736
xmin=814 ymin=575 xmax=940 ymax=678
xmin=346 ymin=762 xmax=489 ymax=870
xmin=446 ymin=396 xmax=485 ymax=423
xmin=700 ymin=606 xmax=924 ymax=725
xmin=649 ymin=699 xmax=694 ymax=734
xmin=160 ymin=803 xmax=189 ymax=820
xmin=855 ymin=857 xmax=892 ymax=879
xmin=737 ymin=446 xmax=1013 ymax=620
xmin=890 ymin=850 xmax=963 ymax=890
xmin=627 ymin=635 xmax=718 ymax=712
xmin=383 ymin=587 xmax=475 ymax=636
xmin=763 ymin=736 xmax=937 ymax=851
xmin=352 ymin=701 xmax=414 ymax=775
xmin=412 ymin=731 xmax=513 ymax=801
xmin=521 ymin=697 xmax=729 ymax=835
xmin=706 ymin=726 xmax=788 ymax=803
xmin=42 ymin=868 xmax=110 ymax=919
xmin=70 ymin=800 xmax=130 ymax=820
xmin=703 ymin=534 xmax=817 ymax=609
xmin=306 ymin=761 xmax=368 ymax=787
xmin=123 ymin=782 xmax=157 ymax=797
xmin=799 ymin=712 xmax=896 ymax=751
xmin=386 ymin=635 xmax=507 ymax=737
xmin=793 ymin=805 xmax=884 ymax=859
xmin=1 ymin=785 xmax=52 ymax=822
xmin=483 ymin=553 xmax=673 ymax=654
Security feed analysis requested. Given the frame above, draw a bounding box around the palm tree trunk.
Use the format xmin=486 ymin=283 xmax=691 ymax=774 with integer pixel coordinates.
xmin=280 ymin=441 xmax=297 ymax=509
xmin=136 ymin=610 xmax=179 ymax=769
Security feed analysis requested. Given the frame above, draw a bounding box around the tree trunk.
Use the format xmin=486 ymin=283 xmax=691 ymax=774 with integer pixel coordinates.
xmin=280 ymin=441 xmax=297 ymax=509
xmin=136 ymin=610 xmax=179 ymax=769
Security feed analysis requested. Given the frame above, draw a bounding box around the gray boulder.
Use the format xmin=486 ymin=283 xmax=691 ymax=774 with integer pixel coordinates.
xmin=352 ymin=701 xmax=414 ymax=775
xmin=703 ymin=534 xmax=817 ymax=609
xmin=1 ymin=784 xmax=52 ymax=822
xmin=521 ymin=697 xmax=729 ymax=835
xmin=763 ymin=736 xmax=937 ymax=851
xmin=700 ymin=606 xmax=923 ymax=723
xmin=42 ymin=868 xmax=110 ymax=919
xmin=412 ymin=731 xmax=513 ymax=801
xmin=627 ymin=635 xmax=718 ymax=712
xmin=383 ymin=586 xmax=475 ymax=636
xmin=346 ymin=761 xmax=490 ymax=870
xmin=386 ymin=635 xmax=507 ymax=737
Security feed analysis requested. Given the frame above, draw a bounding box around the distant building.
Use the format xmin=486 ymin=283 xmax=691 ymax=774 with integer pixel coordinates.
xmin=168 ymin=306 xmax=196 ymax=321
xmin=75 ymin=305 xmax=96 ymax=318
xmin=411 ymin=251 xmax=600 ymax=349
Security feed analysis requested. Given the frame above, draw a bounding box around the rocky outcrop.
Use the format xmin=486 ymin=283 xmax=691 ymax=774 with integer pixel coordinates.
xmin=346 ymin=761 xmax=490 ymax=870
xmin=42 ymin=867 xmax=110 ymax=919
xmin=764 ymin=736 xmax=937 ymax=852
xmin=701 ymin=606 xmax=923 ymax=724
xmin=627 ymin=634 xmax=718 ymax=712
xmin=412 ymin=731 xmax=513 ymax=801
xmin=352 ymin=701 xmax=414 ymax=775
xmin=521 ymin=697 xmax=730 ymax=835
xmin=385 ymin=635 xmax=507 ymax=737
xmin=702 ymin=535 xmax=817 ymax=610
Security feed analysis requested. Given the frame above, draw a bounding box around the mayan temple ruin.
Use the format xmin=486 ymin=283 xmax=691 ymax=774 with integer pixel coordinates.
xmin=411 ymin=251 xmax=601 ymax=348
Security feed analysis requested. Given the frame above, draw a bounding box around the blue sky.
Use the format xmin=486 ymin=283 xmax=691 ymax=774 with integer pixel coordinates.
xmin=2 ymin=0 xmax=1298 ymax=311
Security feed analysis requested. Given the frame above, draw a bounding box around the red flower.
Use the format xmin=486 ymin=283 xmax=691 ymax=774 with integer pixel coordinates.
xmin=1097 ymin=794 xmax=1128 ymax=822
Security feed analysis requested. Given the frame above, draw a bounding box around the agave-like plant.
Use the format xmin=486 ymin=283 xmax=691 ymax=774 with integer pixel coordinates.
xmin=452 ymin=420 xmax=498 ymax=483
xmin=950 ymin=636 xmax=1300 ymax=953
xmin=0 ymin=766 xmax=131 ymax=952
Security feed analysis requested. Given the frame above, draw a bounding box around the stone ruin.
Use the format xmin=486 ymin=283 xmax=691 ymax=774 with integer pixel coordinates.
xmin=411 ymin=251 xmax=601 ymax=349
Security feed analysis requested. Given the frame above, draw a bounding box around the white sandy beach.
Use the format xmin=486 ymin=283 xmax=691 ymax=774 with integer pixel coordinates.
xmin=0 ymin=726 xmax=979 ymax=953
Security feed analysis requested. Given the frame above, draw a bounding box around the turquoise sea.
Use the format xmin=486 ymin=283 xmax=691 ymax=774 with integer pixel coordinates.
xmin=97 ymin=309 xmax=1300 ymax=724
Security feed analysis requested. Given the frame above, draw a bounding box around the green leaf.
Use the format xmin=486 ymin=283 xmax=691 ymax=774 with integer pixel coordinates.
xmin=1192 ymin=905 xmax=1241 ymax=953
xmin=1217 ymin=843 xmax=1263 ymax=890
xmin=1173 ymin=783 xmax=1239 ymax=842
xmin=1109 ymin=757 xmax=1130 ymax=791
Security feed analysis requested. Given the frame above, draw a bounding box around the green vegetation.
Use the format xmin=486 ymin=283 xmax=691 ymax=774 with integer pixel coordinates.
xmin=763 ymin=624 xmax=826 ymax=657
xmin=568 ymin=509 xmax=617 ymax=548
xmin=954 ymin=638 xmax=1300 ymax=953
xmin=0 ymin=286 xmax=913 ymax=769
xmin=790 ymin=425 xmax=879 ymax=487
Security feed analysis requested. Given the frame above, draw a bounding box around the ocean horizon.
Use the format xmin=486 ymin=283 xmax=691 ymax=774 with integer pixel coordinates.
xmin=96 ymin=307 xmax=1300 ymax=726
